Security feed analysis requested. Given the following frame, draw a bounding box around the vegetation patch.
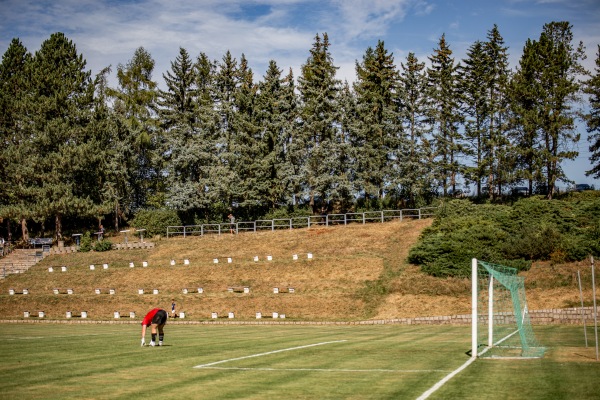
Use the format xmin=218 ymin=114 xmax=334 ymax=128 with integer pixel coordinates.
xmin=408 ymin=193 xmax=600 ymax=277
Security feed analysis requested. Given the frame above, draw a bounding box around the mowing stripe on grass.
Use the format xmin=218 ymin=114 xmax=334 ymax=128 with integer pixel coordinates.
xmin=194 ymin=340 xmax=347 ymax=369
xmin=197 ymin=367 xmax=450 ymax=373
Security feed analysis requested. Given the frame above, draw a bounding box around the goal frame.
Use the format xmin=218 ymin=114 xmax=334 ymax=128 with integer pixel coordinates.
xmin=471 ymin=258 xmax=545 ymax=359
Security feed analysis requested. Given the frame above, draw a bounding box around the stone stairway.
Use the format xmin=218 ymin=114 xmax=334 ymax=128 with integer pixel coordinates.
xmin=0 ymin=249 xmax=47 ymax=279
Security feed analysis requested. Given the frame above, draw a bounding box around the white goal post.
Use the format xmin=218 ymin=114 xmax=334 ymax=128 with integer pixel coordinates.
xmin=471 ymin=258 xmax=545 ymax=359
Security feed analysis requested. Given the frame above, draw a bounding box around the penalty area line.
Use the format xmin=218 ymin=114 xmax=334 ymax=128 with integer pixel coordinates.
xmin=193 ymin=340 xmax=347 ymax=369
xmin=196 ymin=366 xmax=449 ymax=373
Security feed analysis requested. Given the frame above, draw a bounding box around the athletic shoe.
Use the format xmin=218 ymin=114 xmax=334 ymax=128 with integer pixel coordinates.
xmin=158 ymin=341 xmax=163 ymax=346
xmin=150 ymin=341 xmax=156 ymax=347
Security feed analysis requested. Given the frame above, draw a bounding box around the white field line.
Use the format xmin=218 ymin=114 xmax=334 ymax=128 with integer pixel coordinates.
xmin=4 ymin=332 xmax=118 ymax=340
xmin=194 ymin=340 xmax=347 ymax=369
xmin=199 ymin=367 xmax=449 ymax=373
xmin=415 ymin=357 xmax=476 ymax=400
xmin=417 ymin=329 xmax=525 ymax=399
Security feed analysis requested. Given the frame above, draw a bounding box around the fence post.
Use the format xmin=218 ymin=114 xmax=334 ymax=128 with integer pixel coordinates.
xmin=272 ymin=220 xmax=275 ymax=231
xmin=400 ymin=210 xmax=403 ymax=222
xmin=380 ymin=211 xmax=384 ymax=223
xmin=326 ymin=214 xmax=329 ymax=227
xmin=419 ymin=208 xmax=422 ymax=219
xmin=362 ymin=213 xmax=365 ymax=224
xmin=289 ymin=219 xmax=292 ymax=230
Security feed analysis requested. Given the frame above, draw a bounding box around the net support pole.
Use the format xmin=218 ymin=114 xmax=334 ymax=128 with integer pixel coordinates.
xmin=472 ymin=258 xmax=478 ymax=359
xmin=577 ymin=270 xmax=588 ymax=347
xmin=488 ymin=274 xmax=494 ymax=347
xmin=591 ymin=256 xmax=598 ymax=361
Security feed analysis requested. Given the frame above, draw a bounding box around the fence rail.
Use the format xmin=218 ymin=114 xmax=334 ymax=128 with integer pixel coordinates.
xmin=166 ymin=207 xmax=437 ymax=238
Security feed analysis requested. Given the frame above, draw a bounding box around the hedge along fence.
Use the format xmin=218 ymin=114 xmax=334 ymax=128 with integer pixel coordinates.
xmin=166 ymin=207 xmax=438 ymax=238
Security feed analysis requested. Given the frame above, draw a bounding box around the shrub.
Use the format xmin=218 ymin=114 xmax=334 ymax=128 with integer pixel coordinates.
xmin=79 ymin=232 xmax=92 ymax=252
xmin=93 ymin=239 xmax=112 ymax=252
xmin=409 ymin=195 xmax=600 ymax=277
xmin=130 ymin=209 xmax=181 ymax=237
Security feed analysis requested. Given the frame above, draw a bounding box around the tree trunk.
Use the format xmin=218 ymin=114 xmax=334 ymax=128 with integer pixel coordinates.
xmin=20 ymin=218 xmax=29 ymax=242
xmin=55 ymin=214 xmax=62 ymax=240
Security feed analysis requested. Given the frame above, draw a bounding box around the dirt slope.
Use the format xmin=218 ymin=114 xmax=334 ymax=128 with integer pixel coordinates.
xmin=0 ymin=218 xmax=593 ymax=321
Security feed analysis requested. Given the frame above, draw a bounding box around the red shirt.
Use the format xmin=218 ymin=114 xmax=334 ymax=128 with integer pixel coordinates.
xmin=142 ymin=308 xmax=162 ymax=326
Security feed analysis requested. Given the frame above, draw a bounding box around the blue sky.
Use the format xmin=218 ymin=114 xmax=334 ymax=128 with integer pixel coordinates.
xmin=1 ymin=0 xmax=599 ymax=189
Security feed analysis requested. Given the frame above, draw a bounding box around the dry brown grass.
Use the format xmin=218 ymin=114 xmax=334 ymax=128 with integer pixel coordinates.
xmin=0 ymin=218 xmax=593 ymax=321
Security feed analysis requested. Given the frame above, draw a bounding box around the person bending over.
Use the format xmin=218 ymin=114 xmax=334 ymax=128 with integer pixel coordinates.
xmin=141 ymin=308 xmax=167 ymax=347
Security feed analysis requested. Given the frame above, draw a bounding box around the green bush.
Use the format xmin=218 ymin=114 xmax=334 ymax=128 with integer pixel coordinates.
xmin=408 ymin=195 xmax=600 ymax=277
xmin=79 ymin=232 xmax=92 ymax=252
xmin=93 ymin=239 xmax=112 ymax=252
xmin=130 ymin=209 xmax=181 ymax=237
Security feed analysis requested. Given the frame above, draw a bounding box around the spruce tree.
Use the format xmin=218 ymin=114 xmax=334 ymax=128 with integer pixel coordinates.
xmin=508 ymin=38 xmax=544 ymax=194
xmin=157 ymin=47 xmax=202 ymax=213
xmin=231 ymin=54 xmax=261 ymax=216
xmin=459 ymin=41 xmax=489 ymax=196
xmin=585 ymin=45 xmax=600 ymax=179
xmin=353 ymin=40 xmax=403 ymax=208
xmin=212 ymin=51 xmax=239 ymax=215
xmin=399 ymin=52 xmax=435 ymax=205
xmin=193 ymin=52 xmax=222 ymax=220
xmin=255 ymin=60 xmax=297 ymax=210
xmin=537 ymin=21 xmax=584 ymax=198
xmin=297 ymin=33 xmax=342 ymax=212
xmin=109 ymin=47 xmax=160 ymax=210
xmin=427 ymin=34 xmax=465 ymax=195
xmin=483 ymin=25 xmax=512 ymax=196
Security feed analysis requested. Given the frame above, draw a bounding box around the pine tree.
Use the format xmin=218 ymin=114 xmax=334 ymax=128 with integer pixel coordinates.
xmin=0 ymin=38 xmax=32 ymax=241
xmin=585 ymin=45 xmax=600 ymax=178
xmin=399 ymin=52 xmax=432 ymax=205
xmin=483 ymin=25 xmax=512 ymax=196
xmin=109 ymin=47 xmax=160 ymax=210
xmin=212 ymin=51 xmax=239 ymax=215
xmin=508 ymin=38 xmax=544 ymax=194
xmin=193 ymin=52 xmax=222 ymax=220
xmin=231 ymin=54 xmax=261 ymax=216
xmin=459 ymin=41 xmax=489 ymax=196
xmin=157 ymin=47 xmax=203 ymax=213
xmin=297 ymin=33 xmax=342 ymax=212
xmin=427 ymin=34 xmax=465 ymax=195
xmin=255 ymin=60 xmax=297 ymax=210
xmin=279 ymin=68 xmax=303 ymax=206
xmin=353 ymin=40 xmax=403 ymax=209
xmin=537 ymin=22 xmax=584 ymax=198
xmin=510 ymin=22 xmax=584 ymax=198
xmin=26 ymin=33 xmax=97 ymax=239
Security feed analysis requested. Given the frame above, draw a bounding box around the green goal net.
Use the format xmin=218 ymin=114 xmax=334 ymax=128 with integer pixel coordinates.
xmin=472 ymin=259 xmax=545 ymax=359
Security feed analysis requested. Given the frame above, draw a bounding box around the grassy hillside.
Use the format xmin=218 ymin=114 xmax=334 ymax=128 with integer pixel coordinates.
xmin=0 ymin=217 xmax=594 ymax=321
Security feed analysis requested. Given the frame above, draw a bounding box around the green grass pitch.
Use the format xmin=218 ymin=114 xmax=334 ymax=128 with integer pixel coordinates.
xmin=0 ymin=323 xmax=598 ymax=399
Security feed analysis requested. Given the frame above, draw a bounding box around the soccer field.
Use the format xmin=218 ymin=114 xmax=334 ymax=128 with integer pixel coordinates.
xmin=0 ymin=323 xmax=598 ymax=399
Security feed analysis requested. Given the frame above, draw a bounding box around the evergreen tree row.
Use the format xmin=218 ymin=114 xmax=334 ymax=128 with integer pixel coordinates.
xmin=1 ymin=22 xmax=599 ymax=241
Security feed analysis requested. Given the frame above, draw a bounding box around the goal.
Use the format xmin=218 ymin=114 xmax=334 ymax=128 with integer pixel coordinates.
xmin=471 ymin=258 xmax=545 ymax=359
